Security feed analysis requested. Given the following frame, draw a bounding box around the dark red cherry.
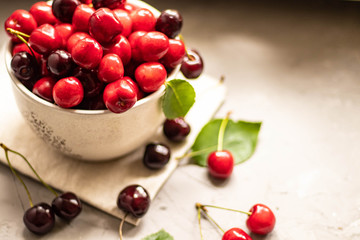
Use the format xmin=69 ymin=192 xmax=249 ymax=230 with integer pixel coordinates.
xmin=52 ymin=0 xmax=81 ymax=23
xmin=11 ymin=51 xmax=38 ymax=82
xmin=51 ymin=192 xmax=82 ymax=220
xmin=222 ymin=228 xmax=252 ymax=240
xmin=77 ymin=94 xmax=106 ymax=110
xmin=180 ymin=49 xmax=204 ymax=79
xmin=92 ymin=0 xmax=125 ymax=9
xmin=207 ymin=150 xmax=234 ymax=179
xmin=53 ymin=77 xmax=84 ymax=108
xmin=155 ymin=9 xmax=183 ymax=39
xmin=5 ymin=10 xmax=37 ymax=43
xmin=30 ymin=1 xmax=58 ymax=26
xmin=246 ymin=204 xmax=276 ymax=235
xmin=117 ymin=184 xmax=150 ymax=218
xmin=143 ymin=143 xmax=171 ymax=170
xmin=130 ymin=8 xmax=156 ymax=32
xmin=135 ymin=62 xmax=167 ymax=93
xmin=73 ymin=67 xmax=104 ymax=98
xmin=103 ymin=78 xmax=137 ymax=113
xmin=29 ymin=24 xmax=62 ymax=55
xmin=163 ymin=117 xmax=190 ymax=142
xmin=23 ymin=203 xmax=55 ymax=235
xmin=12 ymin=43 xmax=40 ymax=62
xmin=47 ymin=49 xmax=74 ymax=77
xmin=32 ymin=76 xmax=56 ymax=102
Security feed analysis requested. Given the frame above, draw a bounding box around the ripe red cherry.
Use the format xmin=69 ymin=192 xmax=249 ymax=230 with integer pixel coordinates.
xmin=71 ymin=37 xmax=103 ymax=69
xmin=160 ymin=39 xmax=186 ymax=69
xmin=103 ymin=34 xmax=131 ymax=66
xmin=66 ymin=32 xmax=90 ymax=53
xmin=93 ymin=0 xmax=125 ymax=10
xmin=72 ymin=4 xmax=95 ymax=33
xmin=53 ymin=77 xmax=84 ymax=108
xmin=29 ymin=1 xmax=58 ymax=26
xmin=135 ymin=62 xmax=167 ymax=93
xmin=52 ymin=0 xmax=81 ymax=23
xmin=180 ymin=49 xmax=204 ymax=79
xmin=97 ymin=54 xmax=124 ymax=83
xmin=117 ymin=184 xmax=150 ymax=218
xmin=89 ymin=8 xmax=123 ymax=44
xmin=246 ymin=204 xmax=276 ymax=235
xmin=73 ymin=67 xmax=104 ymax=98
xmin=55 ymin=23 xmax=73 ymax=49
xmin=103 ymin=78 xmax=137 ymax=113
xmin=130 ymin=8 xmax=156 ymax=32
xmin=113 ymin=9 xmax=132 ymax=37
xmin=51 ymin=192 xmax=82 ymax=220
xmin=222 ymin=228 xmax=252 ymax=240
xmin=207 ymin=150 xmax=234 ymax=179
xmin=32 ymin=76 xmax=56 ymax=102
xmin=23 ymin=203 xmax=55 ymax=235
xmin=155 ymin=9 xmax=183 ymax=39
xmin=122 ymin=76 xmax=144 ymax=100
xmin=29 ymin=24 xmax=62 ymax=55
xmin=139 ymin=31 xmax=169 ymax=62
xmin=128 ymin=30 xmax=146 ymax=62
xmin=5 ymin=10 xmax=37 ymax=43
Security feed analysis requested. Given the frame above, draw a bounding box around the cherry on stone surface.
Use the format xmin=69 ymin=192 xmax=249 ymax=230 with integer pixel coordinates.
xmin=11 ymin=51 xmax=38 ymax=82
xmin=30 ymin=1 xmax=58 ymax=26
xmin=71 ymin=37 xmax=103 ymax=69
xmin=47 ymin=49 xmax=74 ymax=77
xmin=52 ymin=0 xmax=81 ymax=23
xmin=180 ymin=49 xmax=204 ymax=79
xmin=103 ymin=34 xmax=132 ymax=66
xmin=53 ymin=77 xmax=84 ymax=108
xmin=92 ymin=0 xmax=125 ymax=10
xmin=32 ymin=76 xmax=56 ymax=102
xmin=5 ymin=10 xmax=37 ymax=43
xmin=29 ymin=24 xmax=62 ymax=55
xmin=97 ymin=53 xmax=124 ymax=83
xmin=135 ymin=62 xmax=167 ymax=93
xmin=139 ymin=31 xmax=169 ymax=62
xmin=72 ymin=4 xmax=95 ymax=33
xmin=246 ymin=204 xmax=276 ymax=235
xmin=130 ymin=8 xmax=156 ymax=32
xmin=143 ymin=143 xmax=171 ymax=169
xmin=163 ymin=117 xmax=190 ymax=142
xmin=117 ymin=184 xmax=150 ymax=218
xmin=222 ymin=228 xmax=252 ymax=240
xmin=207 ymin=150 xmax=234 ymax=179
xmin=155 ymin=9 xmax=183 ymax=39
xmin=51 ymin=192 xmax=82 ymax=220
xmin=23 ymin=203 xmax=55 ymax=235
xmin=103 ymin=78 xmax=137 ymax=113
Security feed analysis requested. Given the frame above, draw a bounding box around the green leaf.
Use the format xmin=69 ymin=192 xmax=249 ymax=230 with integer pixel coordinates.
xmin=142 ymin=229 xmax=174 ymax=240
xmin=191 ymin=119 xmax=262 ymax=166
xmin=162 ymin=79 xmax=195 ymax=119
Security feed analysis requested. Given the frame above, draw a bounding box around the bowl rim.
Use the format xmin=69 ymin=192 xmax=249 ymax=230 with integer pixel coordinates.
xmin=5 ymin=0 xmax=179 ymax=116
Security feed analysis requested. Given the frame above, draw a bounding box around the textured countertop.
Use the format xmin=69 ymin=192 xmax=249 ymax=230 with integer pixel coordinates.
xmin=1 ymin=0 xmax=360 ymax=239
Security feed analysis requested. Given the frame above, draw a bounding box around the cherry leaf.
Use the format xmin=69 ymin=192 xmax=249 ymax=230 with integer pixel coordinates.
xmin=162 ymin=79 xmax=195 ymax=119
xmin=191 ymin=119 xmax=261 ymax=167
xmin=142 ymin=229 xmax=174 ymax=240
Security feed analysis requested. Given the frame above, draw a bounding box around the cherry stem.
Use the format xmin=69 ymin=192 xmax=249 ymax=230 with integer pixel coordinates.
xmin=0 ymin=143 xmax=58 ymax=197
xmin=202 ymin=204 xmax=252 ymax=216
xmin=1 ymin=144 xmax=33 ymax=207
xmin=119 ymin=212 xmax=128 ymax=240
xmin=217 ymin=112 xmax=232 ymax=152
xmin=196 ymin=203 xmax=225 ymax=233
xmin=6 ymin=28 xmax=37 ymax=61
xmin=195 ymin=203 xmax=204 ymax=240
xmin=178 ymin=34 xmax=194 ymax=61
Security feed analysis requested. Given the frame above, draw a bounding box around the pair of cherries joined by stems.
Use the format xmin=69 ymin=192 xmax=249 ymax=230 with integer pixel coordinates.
xmin=0 ymin=143 xmax=82 ymax=235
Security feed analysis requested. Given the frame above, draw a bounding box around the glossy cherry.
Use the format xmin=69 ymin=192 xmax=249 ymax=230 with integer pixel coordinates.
xmin=23 ymin=203 xmax=55 ymax=235
xmin=51 ymin=192 xmax=82 ymax=220
xmin=130 ymin=8 xmax=156 ymax=32
xmin=246 ymin=204 xmax=276 ymax=235
xmin=29 ymin=1 xmax=58 ymax=26
xmin=73 ymin=67 xmax=104 ymax=98
xmin=117 ymin=184 xmax=150 ymax=218
xmin=135 ymin=62 xmax=167 ymax=93
xmin=103 ymin=34 xmax=132 ymax=65
xmin=53 ymin=77 xmax=84 ymax=108
xmin=32 ymin=76 xmax=56 ymax=102
xmin=222 ymin=228 xmax=252 ymax=240
xmin=97 ymin=53 xmax=124 ymax=83
xmin=29 ymin=24 xmax=62 ymax=55
xmin=139 ymin=31 xmax=169 ymax=62
xmin=55 ymin=23 xmax=73 ymax=49
xmin=88 ymin=8 xmax=123 ymax=44
xmin=5 ymin=10 xmax=37 ymax=43
xmin=207 ymin=150 xmax=234 ymax=179
xmin=47 ymin=49 xmax=74 ymax=77
xmin=52 ymin=0 xmax=81 ymax=23
xmin=123 ymin=76 xmax=144 ymax=100
xmin=113 ymin=9 xmax=132 ymax=37
xmin=71 ymin=37 xmax=103 ymax=69
xmin=160 ymin=39 xmax=186 ymax=69
xmin=128 ymin=30 xmax=146 ymax=62
xmin=72 ymin=4 xmax=95 ymax=33
xmin=66 ymin=32 xmax=90 ymax=53
xmin=103 ymin=78 xmax=137 ymax=113
xmin=11 ymin=51 xmax=38 ymax=82
xmin=163 ymin=117 xmax=190 ymax=142
xmin=92 ymin=0 xmax=125 ymax=10
xmin=180 ymin=49 xmax=204 ymax=79
xmin=143 ymin=143 xmax=171 ymax=169
xmin=155 ymin=9 xmax=183 ymax=39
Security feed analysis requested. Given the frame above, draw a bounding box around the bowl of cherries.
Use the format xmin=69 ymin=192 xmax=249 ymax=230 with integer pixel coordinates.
xmin=4 ymin=0 xmax=194 ymax=161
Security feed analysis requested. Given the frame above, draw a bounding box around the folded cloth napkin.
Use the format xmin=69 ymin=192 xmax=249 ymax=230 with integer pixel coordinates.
xmin=0 ymin=46 xmax=226 ymax=225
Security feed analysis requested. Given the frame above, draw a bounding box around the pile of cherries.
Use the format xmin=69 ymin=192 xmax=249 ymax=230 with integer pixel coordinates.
xmin=5 ymin=0 xmax=204 ymax=113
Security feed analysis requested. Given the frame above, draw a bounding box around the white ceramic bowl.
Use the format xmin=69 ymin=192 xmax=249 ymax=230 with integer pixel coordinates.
xmin=5 ymin=0 xmax=178 ymax=161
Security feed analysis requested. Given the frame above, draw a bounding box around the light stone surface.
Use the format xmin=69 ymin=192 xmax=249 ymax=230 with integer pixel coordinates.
xmin=1 ymin=0 xmax=360 ymax=239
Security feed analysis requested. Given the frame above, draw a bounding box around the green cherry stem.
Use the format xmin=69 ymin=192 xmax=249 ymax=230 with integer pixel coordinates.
xmin=196 ymin=203 xmax=225 ymax=233
xmin=202 ymin=204 xmax=252 ymax=216
xmin=217 ymin=112 xmax=231 ymax=152
xmin=195 ymin=203 xmax=204 ymax=240
xmin=6 ymin=28 xmax=37 ymax=61
xmin=1 ymin=144 xmax=33 ymax=207
xmin=119 ymin=212 xmax=128 ymax=240
xmin=0 ymin=143 xmax=58 ymax=197
xmin=178 ymin=34 xmax=194 ymax=61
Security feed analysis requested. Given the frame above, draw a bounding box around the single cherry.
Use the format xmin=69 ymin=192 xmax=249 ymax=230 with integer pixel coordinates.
xmin=32 ymin=76 xmax=56 ymax=102
xmin=180 ymin=49 xmax=204 ymax=79
xmin=135 ymin=62 xmax=167 ymax=93
xmin=222 ymin=228 xmax=252 ymax=240
xmin=155 ymin=9 xmax=183 ymax=39
xmin=160 ymin=39 xmax=186 ymax=69
xmin=73 ymin=67 xmax=104 ymax=98
xmin=72 ymin=4 xmax=95 ymax=33
xmin=52 ymin=0 xmax=81 ymax=23
xmin=130 ymin=8 xmax=156 ymax=32
xmin=29 ymin=24 xmax=62 ymax=55
xmin=11 ymin=51 xmax=38 ymax=82
xmin=47 ymin=49 xmax=74 ymax=77
xmin=103 ymin=78 xmax=137 ymax=113
xmin=246 ymin=204 xmax=276 ymax=235
xmin=207 ymin=150 xmax=234 ymax=179
xmin=97 ymin=53 xmax=124 ymax=83
xmin=139 ymin=31 xmax=169 ymax=62
xmin=71 ymin=37 xmax=103 ymax=69
xmin=163 ymin=117 xmax=190 ymax=142
xmin=92 ymin=0 xmax=125 ymax=9
xmin=103 ymin=34 xmax=132 ymax=66
xmin=5 ymin=10 xmax=37 ymax=43
xmin=51 ymin=192 xmax=82 ymax=220
xmin=29 ymin=1 xmax=58 ymax=26
xmin=53 ymin=77 xmax=84 ymax=108
xmin=143 ymin=143 xmax=171 ymax=169
xmin=113 ymin=9 xmax=132 ymax=37
xmin=23 ymin=203 xmax=55 ymax=235
xmin=117 ymin=184 xmax=150 ymax=218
